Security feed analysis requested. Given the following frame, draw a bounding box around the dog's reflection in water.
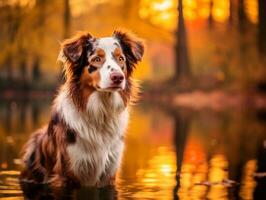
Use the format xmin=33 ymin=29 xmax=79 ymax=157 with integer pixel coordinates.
xmin=20 ymin=181 xmax=117 ymax=200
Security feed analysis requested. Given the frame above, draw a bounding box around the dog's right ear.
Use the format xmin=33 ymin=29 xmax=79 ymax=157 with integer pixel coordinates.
xmin=59 ymin=32 xmax=93 ymax=63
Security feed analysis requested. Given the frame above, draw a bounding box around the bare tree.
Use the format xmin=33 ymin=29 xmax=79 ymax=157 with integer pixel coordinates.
xmin=238 ymin=0 xmax=248 ymax=31
xmin=175 ymin=0 xmax=190 ymax=82
xmin=5 ymin=54 xmax=13 ymax=83
xmin=63 ymin=0 xmax=71 ymax=38
xmin=32 ymin=58 xmax=41 ymax=82
xmin=31 ymin=0 xmax=48 ymax=84
xmin=228 ymin=0 xmax=236 ymax=27
xmin=208 ymin=0 xmax=214 ymax=28
xmin=3 ymin=4 xmax=21 ymax=82
xmin=258 ymin=0 xmax=266 ymax=54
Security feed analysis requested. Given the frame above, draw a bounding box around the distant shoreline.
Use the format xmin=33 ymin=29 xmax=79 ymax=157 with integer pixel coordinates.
xmin=1 ymin=88 xmax=266 ymax=111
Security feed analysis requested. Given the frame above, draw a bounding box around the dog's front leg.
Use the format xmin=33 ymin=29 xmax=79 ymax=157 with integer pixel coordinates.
xmin=97 ymin=141 xmax=124 ymax=188
xmin=49 ymin=150 xmax=69 ymax=188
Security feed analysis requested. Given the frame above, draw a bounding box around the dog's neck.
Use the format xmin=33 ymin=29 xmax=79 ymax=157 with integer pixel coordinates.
xmin=54 ymin=86 xmax=126 ymax=121
xmin=86 ymin=90 xmax=126 ymax=115
xmin=53 ymin=86 xmax=127 ymax=142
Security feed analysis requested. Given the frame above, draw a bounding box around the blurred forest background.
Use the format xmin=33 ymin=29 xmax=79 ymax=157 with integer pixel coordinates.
xmin=1 ymin=1 xmax=266 ymax=199
xmin=0 ymin=0 xmax=266 ymax=100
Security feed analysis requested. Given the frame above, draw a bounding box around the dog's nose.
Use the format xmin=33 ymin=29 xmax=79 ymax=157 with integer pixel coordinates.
xmin=110 ymin=72 xmax=124 ymax=84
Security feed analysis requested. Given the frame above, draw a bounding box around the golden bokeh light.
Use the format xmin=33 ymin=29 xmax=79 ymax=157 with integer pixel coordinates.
xmin=207 ymin=154 xmax=229 ymax=199
xmin=133 ymin=146 xmax=176 ymax=199
xmin=245 ymin=0 xmax=258 ymax=23
xmin=239 ymin=160 xmax=257 ymax=200
xmin=139 ymin=0 xmax=177 ymax=31
xmin=212 ymin=0 xmax=230 ymax=23
xmin=183 ymin=0 xmax=197 ymax=20
xmin=178 ymin=135 xmax=208 ymax=199
xmin=1 ymin=0 xmax=35 ymax=7
xmin=138 ymin=0 xmax=258 ymax=30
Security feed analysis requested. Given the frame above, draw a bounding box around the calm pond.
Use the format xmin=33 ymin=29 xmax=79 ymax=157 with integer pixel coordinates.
xmin=0 ymin=98 xmax=265 ymax=199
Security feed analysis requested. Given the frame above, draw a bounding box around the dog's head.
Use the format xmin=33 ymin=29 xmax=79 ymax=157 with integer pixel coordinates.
xmin=59 ymin=30 xmax=144 ymax=92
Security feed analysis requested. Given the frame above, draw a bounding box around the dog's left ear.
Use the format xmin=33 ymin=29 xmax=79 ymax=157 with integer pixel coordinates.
xmin=113 ymin=30 xmax=144 ymax=72
xmin=59 ymin=32 xmax=93 ymax=63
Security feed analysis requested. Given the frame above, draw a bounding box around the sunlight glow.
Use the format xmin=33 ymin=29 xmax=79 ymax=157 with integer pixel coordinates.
xmin=183 ymin=0 xmax=197 ymax=20
xmin=138 ymin=0 xmax=233 ymax=30
xmin=183 ymin=137 xmax=206 ymax=165
xmin=70 ymin=0 xmax=123 ymax=17
xmin=245 ymin=0 xmax=258 ymax=24
xmin=212 ymin=0 xmax=230 ymax=22
xmin=207 ymin=154 xmax=229 ymax=199
xmin=239 ymin=160 xmax=257 ymax=200
xmin=0 ymin=170 xmax=20 ymax=175
xmin=160 ymin=164 xmax=172 ymax=176
xmin=151 ymin=0 xmax=173 ymax=11
xmin=139 ymin=0 xmax=177 ymax=31
xmin=133 ymin=146 xmax=176 ymax=199
xmin=1 ymin=0 xmax=35 ymax=7
xmin=178 ymin=136 xmax=208 ymax=198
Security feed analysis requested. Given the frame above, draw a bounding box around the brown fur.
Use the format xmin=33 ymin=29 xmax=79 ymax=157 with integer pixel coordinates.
xmin=113 ymin=29 xmax=144 ymax=76
xmin=20 ymin=29 xmax=144 ymax=188
xmin=20 ymin=112 xmax=80 ymax=188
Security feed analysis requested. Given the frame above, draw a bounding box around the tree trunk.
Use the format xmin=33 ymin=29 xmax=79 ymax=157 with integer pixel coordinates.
xmin=258 ymin=0 xmax=266 ymax=54
xmin=5 ymin=54 xmax=13 ymax=82
xmin=32 ymin=57 xmax=41 ymax=82
xmin=36 ymin=0 xmax=46 ymax=27
xmin=208 ymin=0 xmax=214 ymax=28
xmin=228 ymin=0 xmax=234 ymax=27
xmin=175 ymin=0 xmax=190 ymax=82
xmin=20 ymin=59 xmax=28 ymax=89
xmin=238 ymin=0 xmax=247 ymax=31
xmin=63 ymin=0 xmax=71 ymax=38
xmin=32 ymin=0 xmax=47 ymax=83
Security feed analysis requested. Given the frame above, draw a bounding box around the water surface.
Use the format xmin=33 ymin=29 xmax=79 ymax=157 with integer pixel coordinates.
xmin=0 ymin=99 xmax=266 ymax=199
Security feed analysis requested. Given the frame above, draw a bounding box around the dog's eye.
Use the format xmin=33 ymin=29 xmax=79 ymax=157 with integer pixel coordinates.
xmin=88 ymin=66 xmax=97 ymax=73
xmin=118 ymin=56 xmax=124 ymax=62
xmin=93 ymin=56 xmax=101 ymax=62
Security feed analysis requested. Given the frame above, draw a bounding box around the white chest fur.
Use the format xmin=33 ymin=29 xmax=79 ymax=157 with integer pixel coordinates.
xmin=55 ymin=90 xmax=129 ymax=185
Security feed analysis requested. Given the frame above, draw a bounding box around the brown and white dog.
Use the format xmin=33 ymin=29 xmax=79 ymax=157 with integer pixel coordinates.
xmin=20 ymin=30 xmax=144 ymax=188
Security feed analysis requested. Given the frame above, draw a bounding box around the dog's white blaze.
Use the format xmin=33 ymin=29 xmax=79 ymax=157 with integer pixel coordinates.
xmin=95 ymin=37 xmax=126 ymax=90
xmin=55 ymin=88 xmax=128 ymax=186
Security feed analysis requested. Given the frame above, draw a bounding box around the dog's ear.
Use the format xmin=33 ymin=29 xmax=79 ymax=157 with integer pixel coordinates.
xmin=113 ymin=30 xmax=144 ymax=73
xmin=60 ymin=32 xmax=93 ymax=63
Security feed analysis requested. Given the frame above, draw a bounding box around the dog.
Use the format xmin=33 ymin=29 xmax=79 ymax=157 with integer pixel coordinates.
xmin=20 ymin=30 xmax=144 ymax=188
